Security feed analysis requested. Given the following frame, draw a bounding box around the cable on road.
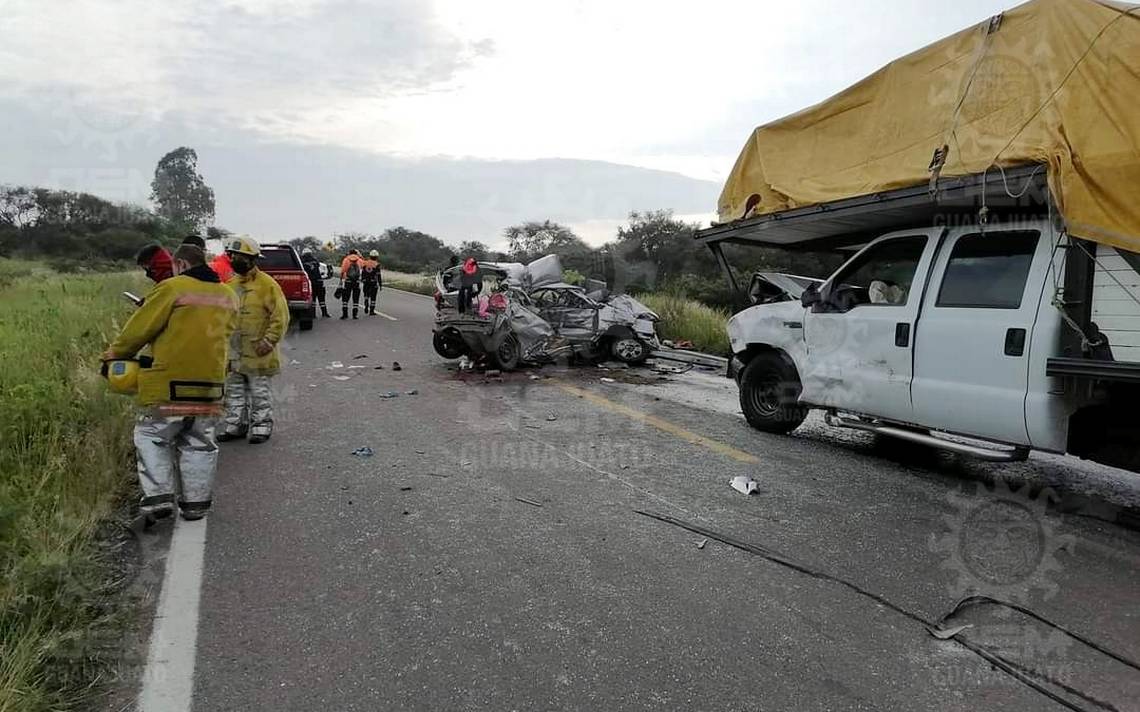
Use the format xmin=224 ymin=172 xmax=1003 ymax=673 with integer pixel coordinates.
xmin=635 ymin=509 xmax=1135 ymax=712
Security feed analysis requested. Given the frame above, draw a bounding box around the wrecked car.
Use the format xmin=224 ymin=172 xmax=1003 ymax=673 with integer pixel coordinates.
xmin=431 ymin=255 xmax=661 ymax=369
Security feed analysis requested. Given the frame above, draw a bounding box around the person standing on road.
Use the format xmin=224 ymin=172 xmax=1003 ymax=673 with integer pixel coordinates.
xmin=104 ymin=242 xmax=237 ymax=521
xmin=219 ymin=236 xmax=290 ymax=444
xmin=339 ymin=248 xmax=366 ymax=320
xmin=301 ymin=248 xmax=331 ymax=318
xmin=362 ymin=249 xmax=383 ymax=316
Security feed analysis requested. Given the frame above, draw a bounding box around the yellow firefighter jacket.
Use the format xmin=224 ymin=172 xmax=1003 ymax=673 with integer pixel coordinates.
xmin=108 ymin=268 xmax=238 ymax=407
xmin=227 ymin=268 xmax=290 ymax=376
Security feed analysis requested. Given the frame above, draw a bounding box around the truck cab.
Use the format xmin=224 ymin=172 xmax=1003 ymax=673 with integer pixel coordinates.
xmin=705 ymin=170 xmax=1140 ymax=474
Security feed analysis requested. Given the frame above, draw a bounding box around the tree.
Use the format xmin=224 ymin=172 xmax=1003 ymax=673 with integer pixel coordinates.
xmin=0 ymin=186 xmax=38 ymax=228
xmin=457 ymin=240 xmax=491 ymax=261
xmin=150 ymin=147 xmax=216 ymax=231
xmin=503 ymin=220 xmax=585 ymax=260
xmin=615 ymin=210 xmax=711 ymax=284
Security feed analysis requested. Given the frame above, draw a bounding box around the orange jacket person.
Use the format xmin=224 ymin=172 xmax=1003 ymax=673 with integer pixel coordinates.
xmin=338 ymin=249 xmax=367 ymax=319
xmin=361 ymin=249 xmax=383 ymax=316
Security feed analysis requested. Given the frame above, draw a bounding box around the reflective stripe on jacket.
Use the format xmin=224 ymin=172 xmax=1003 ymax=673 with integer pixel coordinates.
xmin=109 ymin=273 xmax=238 ymax=407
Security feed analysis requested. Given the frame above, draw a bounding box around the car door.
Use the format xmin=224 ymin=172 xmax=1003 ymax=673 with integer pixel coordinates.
xmin=910 ymin=228 xmax=1051 ymax=445
xmin=800 ymin=230 xmax=943 ymax=423
xmin=535 ymin=289 xmax=598 ymax=340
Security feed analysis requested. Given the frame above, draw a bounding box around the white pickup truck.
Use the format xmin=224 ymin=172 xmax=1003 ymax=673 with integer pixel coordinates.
xmin=699 ymin=168 xmax=1140 ymax=474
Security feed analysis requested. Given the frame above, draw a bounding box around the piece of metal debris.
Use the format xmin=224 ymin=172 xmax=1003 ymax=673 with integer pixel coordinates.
xmin=378 ymin=391 xmax=400 ymax=399
xmin=729 ymin=476 xmax=759 ymax=495
xmin=399 ymin=486 xmax=414 ymax=492
xmin=351 ymin=447 xmax=374 ymax=457
xmin=333 ymin=376 xmax=352 ymax=381
xmin=546 ymin=413 xmax=558 ymax=422
xmin=696 ymin=538 xmax=707 ymax=550
xmin=353 ymin=354 xmax=368 ymax=360
xmin=600 ymin=377 xmax=616 ymax=383
xmin=329 ymin=361 xmax=344 ymax=369
xmin=392 ymin=361 xmax=403 ymax=371
xmin=928 ymin=624 xmax=973 ymax=640
xmin=515 ymin=497 xmax=543 ymax=508
xmin=405 ymin=389 xmax=419 ymax=396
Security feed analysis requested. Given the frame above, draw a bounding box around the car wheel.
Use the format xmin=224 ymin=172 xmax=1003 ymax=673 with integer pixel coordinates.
xmin=491 ymin=334 xmax=521 ymax=371
xmin=739 ymin=352 xmax=808 ymax=434
xmin=610 ymin=336 xmax=649 ymax=365
xmin=299 ymin=319 xmax=314 ymax=332
xmin=433 ymin=331 xmax=466 ymax=359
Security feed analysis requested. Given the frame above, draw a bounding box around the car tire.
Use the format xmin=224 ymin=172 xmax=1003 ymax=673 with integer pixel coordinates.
xmin=491 ymin=333 xmax=521 ymax=371
xmin=299 ymin=319 xmax=314 ymax=332
xmin=433 ymin=331 xmax=466 ymax=359
xmin=739 ymin=352 xmax=808 ymax=434
xmin=610 ymin=336 xmax=650 ymax=365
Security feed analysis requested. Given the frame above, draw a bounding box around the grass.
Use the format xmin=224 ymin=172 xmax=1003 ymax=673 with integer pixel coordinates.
xmin=638 ymin=293 xmax=732 ymax=356
xmin=384 ymin=270 xmax=436 ymax=296
xmin=0 ymin=259 xmax=142 ymax=712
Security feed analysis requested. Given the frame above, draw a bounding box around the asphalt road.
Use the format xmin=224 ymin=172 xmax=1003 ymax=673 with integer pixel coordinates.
xmin=182 ymin=287 xmax=1140 ymax=711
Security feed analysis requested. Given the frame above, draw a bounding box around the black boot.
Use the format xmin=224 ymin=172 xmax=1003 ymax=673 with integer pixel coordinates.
xmin=352 ymin=308 xmax=359 ymax=319
xmin=321 ymin=306 xmax=331 ymax=318
xmin=340 ymin=306 xmax=348 ymax=320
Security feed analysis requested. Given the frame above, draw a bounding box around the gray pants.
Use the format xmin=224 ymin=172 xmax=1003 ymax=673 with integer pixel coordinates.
xmin=134 ymin=413 xmax=218 ymax=513
xmin=223 ymin=372 xmax=274 ymax=438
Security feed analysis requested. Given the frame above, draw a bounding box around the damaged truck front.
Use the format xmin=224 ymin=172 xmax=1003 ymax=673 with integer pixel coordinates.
xmin=699 ymin=1 xmax=1140 ymax=474
xmin=431 ymin=255 xmax=661 ymax=369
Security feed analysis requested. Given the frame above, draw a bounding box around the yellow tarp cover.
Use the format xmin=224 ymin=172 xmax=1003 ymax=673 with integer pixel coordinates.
xmin=718 ymin=0 xmax=1140 ymax=252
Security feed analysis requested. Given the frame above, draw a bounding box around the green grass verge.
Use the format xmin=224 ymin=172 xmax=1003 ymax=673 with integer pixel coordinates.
xmin=638 ymin=293 xmax=731 ymax=356
xmin=385 ymin=271 xmax=436 ymax=296
xmin=0 ymin=259 xmax=141 ymax=712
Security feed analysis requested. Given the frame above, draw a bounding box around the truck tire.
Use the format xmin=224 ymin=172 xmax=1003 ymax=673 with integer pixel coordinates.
xmin=491 ymin=334 xmax=521 ymax=371
xmin=299 ymin=319 xmax=314 ymax=332
xmin=432 ymin=331 xmax=466 ymax=359
xmin=739 ymin=352 xmax=808 ymax=434
xmin=610 ymin=335 xmax=650 ymax=365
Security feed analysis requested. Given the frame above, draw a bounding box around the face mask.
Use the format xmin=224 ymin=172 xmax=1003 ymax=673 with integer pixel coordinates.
xmin=231 ymin=256 xmax=253 ymax=275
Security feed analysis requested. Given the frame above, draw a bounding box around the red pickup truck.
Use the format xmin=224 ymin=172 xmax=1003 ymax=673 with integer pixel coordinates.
xmin=259 ymin=243 xmax=315 ymax=331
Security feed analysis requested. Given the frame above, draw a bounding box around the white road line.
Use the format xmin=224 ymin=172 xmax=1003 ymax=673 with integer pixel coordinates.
xmin=138 ymin=518 xmax=209 ymax=712
xmin=375 ymin=311 xmax=399 ymax=321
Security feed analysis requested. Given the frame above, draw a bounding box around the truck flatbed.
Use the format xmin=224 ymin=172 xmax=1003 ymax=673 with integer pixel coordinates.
xmin=695 ymin=164 xmax=1050 ymax=251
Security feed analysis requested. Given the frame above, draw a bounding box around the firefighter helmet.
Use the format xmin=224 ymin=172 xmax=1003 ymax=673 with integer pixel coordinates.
xmin=226 ymin=235 xmax=261 ymax=257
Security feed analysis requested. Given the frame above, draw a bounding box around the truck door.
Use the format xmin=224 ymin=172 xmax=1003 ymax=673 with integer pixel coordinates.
xmin=801 ymin=231 xmax=942 ymax=422
xmin=910 ymin=229 xmax=1052 ymax=446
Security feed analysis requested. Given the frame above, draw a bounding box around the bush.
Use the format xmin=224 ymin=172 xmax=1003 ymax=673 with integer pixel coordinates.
xmin=639 ymin=293 xmax=731 ymax=356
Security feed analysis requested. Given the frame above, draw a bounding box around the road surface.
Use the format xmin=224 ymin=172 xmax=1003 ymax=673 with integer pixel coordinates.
xmin=135 ymin=287 xmax=1140 ymax=712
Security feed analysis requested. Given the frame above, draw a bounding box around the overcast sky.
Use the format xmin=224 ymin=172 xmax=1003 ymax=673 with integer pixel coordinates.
xmin=0 ymin=0 xmax=1010 ymax=245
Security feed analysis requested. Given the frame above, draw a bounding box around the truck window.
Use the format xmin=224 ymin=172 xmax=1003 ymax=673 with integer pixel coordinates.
xmin=936 ymin=231 xmax=1039 ymax=309
xmin=824 ymin=236 xmax=926 ymax=312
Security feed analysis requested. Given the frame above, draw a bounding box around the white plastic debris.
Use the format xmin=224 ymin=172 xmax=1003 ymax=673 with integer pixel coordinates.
xmin=333 ymin=376 xmax=352 ymax=381
xmin=600 ymin=377 xmax=616 ymax=384
xmin=328 ymin=361 xmax=345 ymax=369
xmin=729 ymin=476 xmax=759 ymax=495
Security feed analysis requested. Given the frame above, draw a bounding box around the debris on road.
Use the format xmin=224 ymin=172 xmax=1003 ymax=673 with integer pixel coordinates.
xmin=333 ymin=376 xmax=352 ymax=381
xmin=392 ymin=361 xmax=403 ymax=371
xmin=328 ymin=361 xmax=344 ymax=369
xmin=414 ymin=449 xmax=426 ymax=454
xmin=378 ymin=391 xmax=400 ymax=399
xmin=515 ymin=497 xmax=543 ymax=508
xmin=348 ymin=365 xmax=366 ymax=370
xmin=426 ymin=472 xmax=448 ymax=478
xmin=546 ymin=413 xmax=558 ymax=422
xmin=290 ymin=359 xmax=301 ymax=365
xmin=529 ymin=374 xmax=541 ymax=380
xmin=730 ymin=476 xmax=759 ymax=495
xmin=405 ymin=389 xmax=419 ymax=396
xmin=351 ymin=447 xmax=374 ymax=457
xmin=927 ymin=625 xmax=973 ymax=640
xmin=697 ymin=538 xmax=708 ymax=550
xmin=600 ymin=377 xmax=616 ymax=383
xmin=399 ymin=486 xmax=414 ymax=492
xmin=353 ymin=354 xmax=368 ymax=360
xmin=485 ymin=369 xmax=501 ymax=377
xmin=374 ymin=366 xmax=385 ymax=370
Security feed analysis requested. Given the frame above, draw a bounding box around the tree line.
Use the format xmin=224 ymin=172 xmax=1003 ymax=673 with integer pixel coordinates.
xmin=2 ymin=145 xmax=842 ymax=306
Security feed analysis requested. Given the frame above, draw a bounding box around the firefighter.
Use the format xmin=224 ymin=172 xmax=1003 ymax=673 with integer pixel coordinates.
xmin=301 ymin=248 xmax=331 ymax=317
xmin=362 ymin=249 xmax=383 ymax=316
xmin=218 ymin=236 xmax=290 ymax=444
xmin=104 ymin=242 xmax=238 ymax=521
xmin=339 ymin=248 xmax=366 ymax=319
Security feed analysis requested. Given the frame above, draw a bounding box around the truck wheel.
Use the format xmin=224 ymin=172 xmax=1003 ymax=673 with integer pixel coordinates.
xmin=739 ymin=352 xmax=807 ymax=434
xmin=299 ymin=319 xmax=314 ymax=332
xmin=491 ymin=334 xmax=521 ymax=371
xmin=432 ymin=331 xmax=466 ymax=359
xmin=610 ymin=336 xmax=649 ymax=365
